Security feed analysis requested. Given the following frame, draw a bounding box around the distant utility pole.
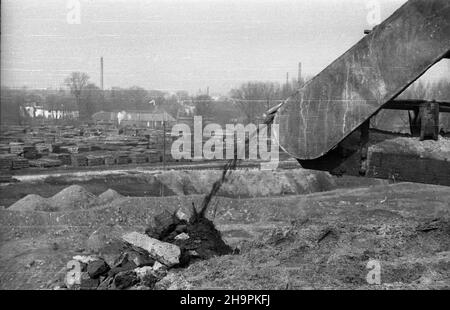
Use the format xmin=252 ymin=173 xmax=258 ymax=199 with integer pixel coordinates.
xmin=298 ymin=62 xmax=302 ymax=86
xmin=100 ymin=57 xmax=104 ymax=90
xmin=162 ymin=115 xmax=166 ymax=171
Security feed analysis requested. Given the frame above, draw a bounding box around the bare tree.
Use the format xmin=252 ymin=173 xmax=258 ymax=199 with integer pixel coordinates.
xmin=375 ymin=79 xmax=450 ymax=134
xmin=193 ymin=94 xmax=213 ymax=117
xmin=81 ymin=83 xmax=103 ymax=118
xmin=261 ymin=82 xmax=276 ymax=111
xmin=65 ymin=72 xmax=90 ymax=119
xmin=230 ymin=82 xmax=279 ymax=124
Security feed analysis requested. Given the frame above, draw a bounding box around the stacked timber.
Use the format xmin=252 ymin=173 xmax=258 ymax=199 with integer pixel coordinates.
xmin=23 ymin=146 xmax=39 ymax=159
xmin=52 ymin=144 xmax=63 ymax=154
xmin=29 ymin=158 xmax=62 ymax=168
xmin=0 ymin=145 xmax=10 ymax=154
xmin=90 ymin=144 xmax=104 ymax=151
xmin=86 ymin=155 xmax=105 ymax=166
xmin=103 ymin=154 xmax=115 ymax=166
xmin=164 ymin=151 xmax=174 ymax=162
xmin=9 ymin=142 xmax=24 ymax=155
xmin=60 ymin=145 xmax=78 ymax=154
xmin=11 ymin=158 xmax=29 ymax=169
xmin=130 ymin=152 xmax=147 ymax=164
xmin=77 ymin=145 xmax=91 ymax=153
xmin=115 ymin=153 xmax=130 ymax=165
xmin=144 ymin=150 xmax=161 ymax=163
xmin=48 ymin=153 xmax=72 ymax=165
xmin=35 ymin=143 xmax=51 ymax=155
xmin=71 ymin=154 xmax=88 ymax=167
xmin=0 ymin=154 xmax=15 ymax=170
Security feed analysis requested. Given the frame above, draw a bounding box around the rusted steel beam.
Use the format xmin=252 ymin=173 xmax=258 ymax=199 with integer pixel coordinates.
xmin=295 ymin=128 xmax=450 ymax=186
xmin=358 ymin=119 xmax=370 ymax=175
xmin=383 ymin=100 xmax=450 ymax=113
xmin=274 ymin=0 xmax=450 ymax=160
xmin=419 ymin=102 xmax=440 ymax=141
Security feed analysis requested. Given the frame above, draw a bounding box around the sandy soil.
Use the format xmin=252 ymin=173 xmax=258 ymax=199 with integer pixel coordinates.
xmin=0 ymin=180 xmax=448 ymax=290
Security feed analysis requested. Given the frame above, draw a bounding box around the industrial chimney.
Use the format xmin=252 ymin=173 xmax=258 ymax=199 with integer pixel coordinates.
xmin=100 ymin=57 xmax=104 ymax=90
xmin=298 ymin=62 xmax=302 ymax=85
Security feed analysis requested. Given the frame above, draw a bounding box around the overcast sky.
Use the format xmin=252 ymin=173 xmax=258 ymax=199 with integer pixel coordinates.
xmin=1 ymin=0 xmax=449 ymax=94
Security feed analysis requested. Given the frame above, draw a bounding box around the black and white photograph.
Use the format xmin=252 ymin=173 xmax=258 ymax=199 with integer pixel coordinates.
xmin=0 ymin=0 xmax=449 ymax=295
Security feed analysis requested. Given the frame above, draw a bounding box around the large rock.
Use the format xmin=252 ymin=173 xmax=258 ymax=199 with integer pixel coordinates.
xmin=175 ymin=233 xmax=190 ymax=240
xmin=97 ymin=276 xmax=114 ymax=290
xmin=73 ymin=255 xmax=98 ymax=265
xmin=80 ymin=272 xmax=100 ymax=290
xmin=87 ymin=259 xmax=110 ymax=279
xmin=175 ymin=209 xmax=189 ymax=222
xmin=134 ymin=266 xmax=159 ymax=287
xmin=126 ymin=249 xmax=155 ymax=267
xmin=122 ymin=232 xmax=181 ymax=267
xmin=107 ymin=252 xmax=138 ymax=277
xmin=114 ymin=271 xmax=139 ymax=289
xmin=152 ymin=261 xmax=168 ymax=278
xmin=106 ymin=248 xmax=154 ymax=273
xmin=145 ymin=210 xmax=180 ymax=239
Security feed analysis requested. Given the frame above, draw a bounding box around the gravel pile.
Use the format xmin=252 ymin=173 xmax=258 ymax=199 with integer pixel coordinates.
xmin=8 ymin=186 xmax=124 ymax=212
xmin=8 ymin=194 xmax=56 ymax=212
xmin=98 ymin=189 xmax=123 ymax=204
xmin=49 ymin=185 xmax=98 ymax=210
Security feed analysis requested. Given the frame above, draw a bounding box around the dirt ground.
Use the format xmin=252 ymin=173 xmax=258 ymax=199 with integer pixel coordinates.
xmin=0 ymin=173 xmax=448 ymax=290
xmin=0 ymin=169 xmax=385 ymax=208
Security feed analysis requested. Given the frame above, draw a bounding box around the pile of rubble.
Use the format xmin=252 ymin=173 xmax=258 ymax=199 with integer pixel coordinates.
xmin=64 ymin=244 xmax=175 ymax=290
xmin=61 ymin=208 xmax=232 ymax=290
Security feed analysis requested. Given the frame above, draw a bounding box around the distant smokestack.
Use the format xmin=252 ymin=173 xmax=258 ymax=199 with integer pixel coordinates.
xmin=206 ymin=86 xmax=209 ymax=96
xmin=286 ymin=72 xmax=289 ymax=86
xmin=100 ymin=57 xmax=104 ymax=90
xmin=298 ymin=62 xmax=302 ymax=85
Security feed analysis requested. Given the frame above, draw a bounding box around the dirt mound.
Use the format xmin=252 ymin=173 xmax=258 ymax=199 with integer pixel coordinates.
xmin=2 ymin=169 xmax=385 ymax=208
xmin=370 ymin=136 xmax=450 ymax=160
xmin=8 ymin=194 xmax=56 ymax=212
xmin=98 ymin=189 xmax=123 ymax=204
xmin=157 ymin=169 xmax=336 ymax=198
xmin=7 ymin=185 xmax=100 ymax=212
xmin=49 ymin=185 xmax=98 ymax=211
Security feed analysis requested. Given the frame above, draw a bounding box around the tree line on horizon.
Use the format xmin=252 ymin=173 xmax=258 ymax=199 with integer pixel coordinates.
xmin=1 ymin=71 xmax=449 ymax=129
xmin=0 ymin=71 xmax=305 ymax=126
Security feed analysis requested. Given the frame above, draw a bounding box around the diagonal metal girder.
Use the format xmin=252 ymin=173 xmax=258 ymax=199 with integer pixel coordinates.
xmin=274 ymin=0 xmax=450 ymax=160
